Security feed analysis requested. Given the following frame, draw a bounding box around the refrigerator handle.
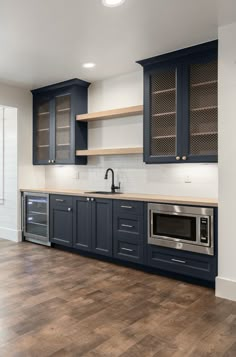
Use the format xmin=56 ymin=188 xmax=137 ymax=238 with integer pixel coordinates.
xmin=21 ymin=195 xmax=25 ymax=233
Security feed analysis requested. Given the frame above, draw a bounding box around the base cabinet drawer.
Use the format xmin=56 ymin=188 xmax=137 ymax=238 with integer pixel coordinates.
xmin=147 ymin=245 xmax=217 ymax=282
xmin=114 ymin=239 xmax=144 ymax=264
xmin=50 ymin=195 xmax=73 ymax=208
xmin=114 ymin=200 xmax=143 ymax=216
xmin=114 ymin=214 xmax=144 ymax=244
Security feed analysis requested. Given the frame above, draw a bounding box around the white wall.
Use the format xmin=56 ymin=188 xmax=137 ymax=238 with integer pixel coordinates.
xmin=0 ymin=82 xmax=45 ymax=241
xmin=216 ymin=22 xmax=236 ymax=301
xmin=0 ymin=108 xmax=18 ymax=241
xmin=45 ymin=71 xmax=218 ymax=198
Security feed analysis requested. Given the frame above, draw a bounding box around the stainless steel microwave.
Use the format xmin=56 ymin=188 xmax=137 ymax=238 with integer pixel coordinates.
xmin=148 ymin=203 xmax=214 ymax=255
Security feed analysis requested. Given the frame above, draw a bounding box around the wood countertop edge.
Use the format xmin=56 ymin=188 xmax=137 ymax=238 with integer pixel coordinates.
xmin=20 ymin=188 xmax=218 ymax=207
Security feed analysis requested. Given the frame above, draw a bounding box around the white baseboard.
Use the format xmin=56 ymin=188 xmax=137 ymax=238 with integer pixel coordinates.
xmin=216 ymin=277 xmax=236 ymax=301
xmin=0 ymin=227 xmax=22 ymax=242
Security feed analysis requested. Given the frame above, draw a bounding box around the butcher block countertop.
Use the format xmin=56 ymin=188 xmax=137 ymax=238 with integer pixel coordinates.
xmin=20 ymin=188 xmax=218 ymax=207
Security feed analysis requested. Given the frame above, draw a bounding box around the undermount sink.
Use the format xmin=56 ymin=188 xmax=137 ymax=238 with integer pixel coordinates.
xmin=87 ymin=191 xmax=122 ymax=195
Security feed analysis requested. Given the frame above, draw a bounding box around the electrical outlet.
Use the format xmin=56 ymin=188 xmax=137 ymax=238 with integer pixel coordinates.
xmin=185 ymin=175 xmax=192 ymax=184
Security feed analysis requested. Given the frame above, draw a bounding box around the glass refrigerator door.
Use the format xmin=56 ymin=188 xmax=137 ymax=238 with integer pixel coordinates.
xmin=25 ymin=195 xmax=48 ymax=238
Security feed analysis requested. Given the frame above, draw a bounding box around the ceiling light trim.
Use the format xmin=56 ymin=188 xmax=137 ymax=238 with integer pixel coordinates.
xmin=102 ymin=0 xmax=126 ymax=8
xmin=82 ymin=63 xmax=96 ymax=69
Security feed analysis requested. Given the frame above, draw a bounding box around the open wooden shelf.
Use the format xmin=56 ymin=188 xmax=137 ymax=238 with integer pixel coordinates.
xmin=76 ymin=147 xmax=143 ymax=156
xmin=76 ymin=105 xmax=143 ymax=122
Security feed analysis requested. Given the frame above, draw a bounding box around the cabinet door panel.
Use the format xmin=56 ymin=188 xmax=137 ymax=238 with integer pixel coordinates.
xmin=73 ymin=197 xmax=91 ymax=251
xmin=50 ymin=207 xmax=73 ymax=247
xmin=33 ymin=98 xmax=52 ymax=164
xmin=91 ymin=199 xmax=112 ymax=257
xmin=182 ymin=55 xmax=218 ymax=162
xmin=55 ymin=94 xmax=72 ymax=163
xmin=144 ymin=64 xmax=182 ymax=163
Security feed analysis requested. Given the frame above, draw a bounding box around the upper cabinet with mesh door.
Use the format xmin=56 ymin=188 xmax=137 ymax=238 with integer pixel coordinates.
xmin=137 ymin=40 xmax=218 ymax=164
xmin=31 ymin=78 xmax=90 ymax=166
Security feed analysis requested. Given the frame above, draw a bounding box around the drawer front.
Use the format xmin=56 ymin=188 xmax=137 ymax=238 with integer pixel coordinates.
xmin=118 ymin=214 xmax=142 ymax=232
xmin=113 ymin=212 xmax=144 ymax=244
xmin=114 ymin=239 xmax=144 ymax=264
xmin=50 ymin=195 xmax=73 ymax=208
xmin=147 ymin=245 xmax=216 ymax=281
xmin=114 ymin=200 xmax=143 ymax=216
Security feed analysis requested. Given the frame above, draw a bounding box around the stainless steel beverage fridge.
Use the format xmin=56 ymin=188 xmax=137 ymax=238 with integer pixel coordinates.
xmin=22 ymin=192 xmax=50 ymax=246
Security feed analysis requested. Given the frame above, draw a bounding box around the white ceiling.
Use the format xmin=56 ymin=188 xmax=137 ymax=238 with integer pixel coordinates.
xmin=0 ymin=0 xmax=235 ymax=89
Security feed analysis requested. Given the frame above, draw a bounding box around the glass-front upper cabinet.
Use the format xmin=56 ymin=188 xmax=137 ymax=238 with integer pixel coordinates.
xmin=32 ymin=79 xmax=90 ymax=165
xmin=34 ymin=98 xmax=51 ymax=164
xmin=148 ymin=65 xmax=181 ymax=163
xmin=187 ymin=58 xmax=218 ymax=161
xmin=138 ymin=40 xmax=218 ymax=164
xmin=55 ymin=94 xmax=71 ymax=162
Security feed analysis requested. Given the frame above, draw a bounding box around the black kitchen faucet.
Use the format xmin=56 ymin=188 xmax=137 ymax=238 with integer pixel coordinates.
xmin=104 ymin=168 xmax=120 ymax=193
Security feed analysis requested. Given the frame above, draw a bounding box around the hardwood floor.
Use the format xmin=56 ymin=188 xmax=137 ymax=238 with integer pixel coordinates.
xmin=0 ymin=239 xmax=235 ymax=357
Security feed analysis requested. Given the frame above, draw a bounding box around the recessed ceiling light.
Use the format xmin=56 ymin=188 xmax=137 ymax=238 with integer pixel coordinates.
xmin=102 ymin=0 xmax=125 ymax=7
xmin=82 ymin=63 xmax=96 ymax=69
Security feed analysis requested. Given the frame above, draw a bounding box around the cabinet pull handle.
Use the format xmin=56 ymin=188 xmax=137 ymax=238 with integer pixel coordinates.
xmin=86 ymin=198 xmax=90 ymax=201
xmin=121 ymin=247 xmax=133 ymax=252
xmin=56 ymin=199 xmax=65 ymax=202
xmin=68 ymin=208 xmax=72 ymax=212
xmin=121 ymin=224 xmax=133 ymax=228
xmin=90 ymin=198 xmax=94 ymax=202
xmin=48 ymin=160 xmax=51 ymax=163
xmin=121 ymin=205 xmax=133 ymax=209
xmin=176 ymin=156 xmax=180 ymax=161
xmin=182 ymin=156 xmax=187 ymax=161
xmin=171 ymin=258 xmax=186 ymax=264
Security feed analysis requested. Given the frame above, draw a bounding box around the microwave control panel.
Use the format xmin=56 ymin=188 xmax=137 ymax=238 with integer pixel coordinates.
xmin=200 ymin=217 xmax=209 ymax=245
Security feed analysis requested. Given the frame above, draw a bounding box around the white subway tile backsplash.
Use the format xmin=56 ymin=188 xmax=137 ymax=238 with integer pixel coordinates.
xmin=45 ymin=158 xmax=218 ymax=198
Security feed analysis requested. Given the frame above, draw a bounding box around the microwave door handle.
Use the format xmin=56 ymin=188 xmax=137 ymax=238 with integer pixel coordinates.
xmin=150 ymin=210 xmax=154 ymax=237
xmin=196 ymin=216 xmax=201 ymax=245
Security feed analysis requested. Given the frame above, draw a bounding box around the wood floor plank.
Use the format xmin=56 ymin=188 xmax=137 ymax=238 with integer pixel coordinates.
xmin=0 ymin=239 xmax=235 ymax=357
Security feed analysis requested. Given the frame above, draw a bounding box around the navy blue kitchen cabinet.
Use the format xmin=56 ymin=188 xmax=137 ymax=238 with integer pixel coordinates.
xmin=91 ymin=198 xmax=113 ymax=257
xmin=73 ymin=197 xmax=113 ymax=257
xmin=73 ymin=197 xmax=92 ymax=251
xmin=48 ymin=192 xmax=218 ymax=284
xmin=145 ymin=204 xmax=218 ymax=283
xmin=50 ymin=195 xmax=73 ymax=247
xmin=137 ymin=40 xmax=218 ymax=164
xmin=113 ymin=200 xmax=145 ymax=264
xmin=32 ymin=79 xmax=90 ymax=165
xmin=147 ymin=245 xmax=217 ymax=282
